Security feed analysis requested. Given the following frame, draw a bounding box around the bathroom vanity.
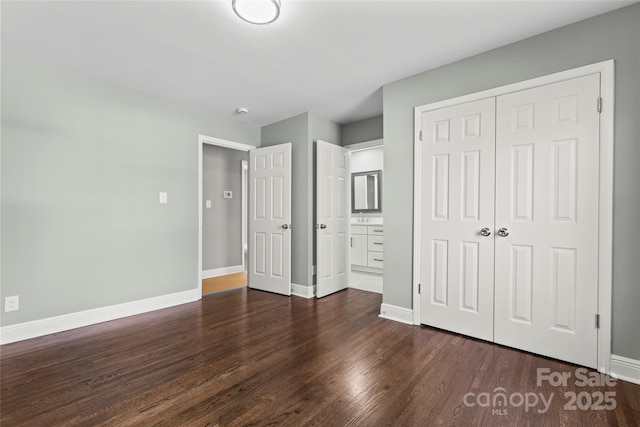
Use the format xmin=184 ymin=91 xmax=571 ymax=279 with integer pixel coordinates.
xmin=351 ymin=223 xmax=383 ymax=273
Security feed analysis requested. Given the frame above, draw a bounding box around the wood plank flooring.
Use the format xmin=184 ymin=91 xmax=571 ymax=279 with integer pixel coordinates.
xmin=1 ymin=288 xmax=639 ymax=426
xmin=202 ymin=272 xmax=247 ymax=295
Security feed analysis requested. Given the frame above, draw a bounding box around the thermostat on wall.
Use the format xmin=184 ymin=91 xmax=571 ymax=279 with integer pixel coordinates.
xmin=223 ymin=191 xmax=232 ymax=199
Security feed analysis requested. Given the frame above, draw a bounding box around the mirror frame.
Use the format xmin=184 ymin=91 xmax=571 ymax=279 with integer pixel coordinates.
xmin=351 ymin=170 xmax=382 ymax=213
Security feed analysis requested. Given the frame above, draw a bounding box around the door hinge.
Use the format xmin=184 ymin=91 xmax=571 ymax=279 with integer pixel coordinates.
xmin=419 ymin=130 xmax=423 ymax=141
xmin=418 ymin=283 xmax=421 ymax=294
xmin=350 ymin=237 xmax=353 ymax=247
xmin=597 ymin=97 xmax=602 ymax=113
xmin=595 ymin=314 xmax=600 ymax=329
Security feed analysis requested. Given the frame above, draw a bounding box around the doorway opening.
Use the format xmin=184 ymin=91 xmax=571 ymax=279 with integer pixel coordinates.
xmin=345 ymin=139 xmax=384 ymax=294
xmin=198 ymin=135 xmax=255 ymax=296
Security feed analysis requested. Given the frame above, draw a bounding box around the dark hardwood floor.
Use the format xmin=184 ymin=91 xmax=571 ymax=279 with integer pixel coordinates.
xmin=1 ymin=288 xmax=639 ymax=426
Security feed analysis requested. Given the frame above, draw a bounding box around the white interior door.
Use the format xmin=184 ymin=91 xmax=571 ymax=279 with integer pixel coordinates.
xmin=494 ymin=74 xmax=600 ymax=368
xmin=316 ymin=140 xmax=350 ymax=298
xmin=419 ymin=98 xmax=496 ymax=341
xmin=248 ymin=143 xmax=292 ymax=296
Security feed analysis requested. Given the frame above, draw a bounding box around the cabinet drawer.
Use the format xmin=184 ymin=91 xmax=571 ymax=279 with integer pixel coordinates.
xmin=351 ymin=225 xmax=367 ymax=235
xmin=367 ymin=235 xmax=384 ymax=252
xmin=367 ymin=252 xmax=384 ymax=269
xmin=368 ymin=226 xmax=384 ymax=235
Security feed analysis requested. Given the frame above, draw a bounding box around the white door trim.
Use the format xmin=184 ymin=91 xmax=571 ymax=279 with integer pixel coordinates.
xmin=242 ymin=160 xmax=248 ymax=271
xmin=198 ymin=135 xmax=256 ymax=296
xmin=344 ymin=138 xmax=384 ymax=152
xmin=412 ymin=60 xmax=614 ymax=374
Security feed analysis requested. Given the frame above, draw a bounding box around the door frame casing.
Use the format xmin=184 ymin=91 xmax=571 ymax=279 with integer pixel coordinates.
xmin=198 ymin=134 xmax=255 ymax=296
xmin=242 ymin=160 xmax=248 ymax=271
xmin=412 ymin=60 xmax=614 ymax=374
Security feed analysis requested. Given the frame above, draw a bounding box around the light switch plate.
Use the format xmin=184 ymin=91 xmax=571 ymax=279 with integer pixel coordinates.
xmin=205 ymin=200 xmax=211 ymax=208
xmin=159 ymin=192 xmax=168 ymax=204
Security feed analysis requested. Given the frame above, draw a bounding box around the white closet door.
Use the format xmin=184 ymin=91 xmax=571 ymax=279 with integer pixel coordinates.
xmin=494 ymin=74 xmax=600 ymax=368
xmin=419 ymin=98 xmax=496 ymax=341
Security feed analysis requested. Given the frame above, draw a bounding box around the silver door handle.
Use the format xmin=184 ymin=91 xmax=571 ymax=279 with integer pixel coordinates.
xmin=497 ymin=228 xmax=509 ymax=237
xmin=480 ymin=227 xmax=491 ymax=237
xmin=282 ymin=224 xmax=293 ymax=230
xmin=316 ymin=224 xmax=327 ymax=229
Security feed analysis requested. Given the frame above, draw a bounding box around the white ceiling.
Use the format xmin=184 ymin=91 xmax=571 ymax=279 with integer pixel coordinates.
xmin=2 ymin=0 xmax=635 ymax=126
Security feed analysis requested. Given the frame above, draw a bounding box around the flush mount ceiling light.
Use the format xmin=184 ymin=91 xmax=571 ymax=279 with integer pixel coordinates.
xmin=232 ymin=0 xmax=281 ymax=25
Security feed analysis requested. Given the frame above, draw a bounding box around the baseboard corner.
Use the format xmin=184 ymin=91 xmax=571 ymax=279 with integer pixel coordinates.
xmin=610 ymin=354 xmax=640 ymax=385
xmin=379 ymin=303 xmax=413 ymax=325
xmin=291 ymin=283 xmax=316 ymax=299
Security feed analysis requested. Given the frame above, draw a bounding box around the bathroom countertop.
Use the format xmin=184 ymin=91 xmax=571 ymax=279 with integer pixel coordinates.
xmin=351 ymin=218 xmax=383 ymax=225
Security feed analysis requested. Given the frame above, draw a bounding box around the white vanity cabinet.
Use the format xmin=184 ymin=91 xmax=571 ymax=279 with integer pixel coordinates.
xmin=351 ymin=224 xmax=383 ymax=271
xmin=351 ymin=225 xmax=368 ymax=266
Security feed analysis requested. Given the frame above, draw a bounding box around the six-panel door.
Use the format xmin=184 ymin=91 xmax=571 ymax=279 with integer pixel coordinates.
xmin=418 ymin=74 xmax=601 ymax=368
xmin=493 ymin=74 xmax=600 ymax=368
xmin=316 ymin=141 xmax=350 ymax=298
xmin=248 ymin=143 xmax=292 ymax=296
xmin=419 ymin=97 xmax=496 ymax=341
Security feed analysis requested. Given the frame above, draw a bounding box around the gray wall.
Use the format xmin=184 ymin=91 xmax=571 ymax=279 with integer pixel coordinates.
xmin=382 ymin=4 xmax=640 ymax=359
xmin=1 ymin=52 xmax=260 ymax=326
xmin=202 ymin=145 xmax=248 ymax=271
xmin=310 ymin=113 xmax=342 ymax=147
xmin=261 ymin=113 xmax=312 ymax=287
xmin=341 ymin=115 xmax=383 ymax=146
xmin=261 ymin=112 xmax=341 ymax=288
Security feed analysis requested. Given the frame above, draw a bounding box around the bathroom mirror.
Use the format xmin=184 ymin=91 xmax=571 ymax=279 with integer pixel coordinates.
xmin=352 ymin=170 xmax=382 ymax=213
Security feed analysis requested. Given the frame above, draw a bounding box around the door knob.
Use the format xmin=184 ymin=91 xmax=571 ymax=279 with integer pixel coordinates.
xmin=480 ymin=227 xmax=491 ymax=237
xmin=497 ymin=228 xmax=509 ymax=237
xmin=282 ymin=224 xmax=293 ymax=230
xmin=316 ymin=224 xmax=327 ymax=229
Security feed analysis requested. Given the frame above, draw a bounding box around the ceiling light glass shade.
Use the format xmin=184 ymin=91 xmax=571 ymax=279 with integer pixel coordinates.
xmin=232 ymin=0 xmax=281 ymax=25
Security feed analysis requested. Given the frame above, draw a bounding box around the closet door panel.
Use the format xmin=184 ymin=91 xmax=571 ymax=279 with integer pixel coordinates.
xmin=494 ymin=74 xmax=600 ymax=368
xmin=419 ymin=97 xmax=496 ymax=341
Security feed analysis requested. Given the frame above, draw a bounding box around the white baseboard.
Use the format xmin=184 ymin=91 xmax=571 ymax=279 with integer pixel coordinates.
xmin=610 ymin=354 xmax=640 ymax=385
xmin=202 ymin=265 xmax=243 ymax=279
xmin=379 ymin=303 xmax=413 ymax=325
xmin=349 ymin=282 xmax=383 ymax=294
xmin=291 ymin=283 xmax=316 ymax=299
xmin=351 ymin=265 xmax=383 ymax=275
xmin=0 ymin=289 xmax=201 ymax=345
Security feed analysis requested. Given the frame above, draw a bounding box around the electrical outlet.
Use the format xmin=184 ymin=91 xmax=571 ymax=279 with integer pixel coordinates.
xmin=5 ymin=296 xmax=19 ymax=312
